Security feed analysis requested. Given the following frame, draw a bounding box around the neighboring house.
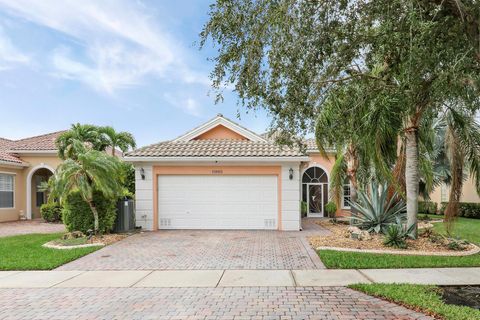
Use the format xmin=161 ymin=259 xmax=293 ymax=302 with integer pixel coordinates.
xmin=125 ymin=114 xmax=350 ymax=231
xmin=429 ymin=179 xmax=480 ymax=207
xmin=0 ymin=131 xmax=64 ymax=222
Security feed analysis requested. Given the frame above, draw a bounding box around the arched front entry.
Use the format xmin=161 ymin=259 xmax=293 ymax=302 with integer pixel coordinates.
xmin=26 ymin=164 xmax=55 ymax=219
xmin=302 ymin=166 xmax=329 ymax=217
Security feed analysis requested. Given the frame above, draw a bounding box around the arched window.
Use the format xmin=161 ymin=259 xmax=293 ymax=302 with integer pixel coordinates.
xmin=302 ymin=166 xmax=329 ymax=216
xmin=302 ymin=167 xmax=328 ymax=183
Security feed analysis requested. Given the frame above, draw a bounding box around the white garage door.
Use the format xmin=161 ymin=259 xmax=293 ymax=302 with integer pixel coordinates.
xmin=158 ymin=175 xmax=278 ymax=230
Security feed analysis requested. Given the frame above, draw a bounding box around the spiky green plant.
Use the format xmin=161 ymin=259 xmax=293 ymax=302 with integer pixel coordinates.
xmin=349 ymin=181 xmax=406 ymax=234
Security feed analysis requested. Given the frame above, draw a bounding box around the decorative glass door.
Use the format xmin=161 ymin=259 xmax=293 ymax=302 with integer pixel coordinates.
xmin=308 ymin=184 xmax=323 ymax=215
xmin=302 ymin=166 xmax=329 ymax=217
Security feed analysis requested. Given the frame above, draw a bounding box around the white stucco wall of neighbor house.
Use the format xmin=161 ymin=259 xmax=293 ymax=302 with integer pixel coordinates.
xmin=133 ymin=162 xmax=302 ymax=231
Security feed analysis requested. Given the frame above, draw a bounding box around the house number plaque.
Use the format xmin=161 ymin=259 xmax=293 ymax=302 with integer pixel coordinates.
xmin=211 ymin=170 xmax=223 ymax=174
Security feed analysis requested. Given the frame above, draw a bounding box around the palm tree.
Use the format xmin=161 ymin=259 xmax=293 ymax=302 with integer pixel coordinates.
xmin=56 ymin=123 xmax=106 ymax=160
xmin=441 ymin=108 xmax=480 ymax=233
xmin=48 ymin=150 xmax=124 ymax=234
xmin=99 ymin=126 xmax=136 ymax=156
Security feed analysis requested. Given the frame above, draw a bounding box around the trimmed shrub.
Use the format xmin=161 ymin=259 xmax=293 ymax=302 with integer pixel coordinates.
xmin=301 ymin=201 xmax=308 ymax=217
xmin=439 ymin=202 xmax=480 ymax=219
xmin=62 ymin=191 xmax=117 ymax=233
xmin=325 ymin=201 xmax=337 ymax=219
xmin=418 ymin=201 xmax=437 ymax=214
xmin=40 ymin=203 xmax=63 ymax=222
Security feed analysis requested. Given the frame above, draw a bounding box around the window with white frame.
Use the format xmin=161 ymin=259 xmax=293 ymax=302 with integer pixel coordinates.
xmin=342 ymin=182 xmax=351 ymax=209
xmin=0 ymin=174 xmax=14 ymax=208
xmin=440 ymin=184 xmax=448 ymax=202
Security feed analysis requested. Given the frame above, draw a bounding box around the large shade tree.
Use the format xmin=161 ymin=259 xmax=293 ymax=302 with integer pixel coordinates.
xmin=201 ymin=0 xmax=480 ymax=236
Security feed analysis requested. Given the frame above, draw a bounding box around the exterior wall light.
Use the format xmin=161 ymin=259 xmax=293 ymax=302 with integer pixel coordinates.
xmin=140 ymin=168 xmax=145 ymax=180
xmin=289 ymin=168 xmax=294 ymax=180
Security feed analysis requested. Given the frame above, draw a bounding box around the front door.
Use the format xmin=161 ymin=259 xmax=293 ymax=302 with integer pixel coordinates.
xmin=308 ymin=184 xmax=322 ymax=215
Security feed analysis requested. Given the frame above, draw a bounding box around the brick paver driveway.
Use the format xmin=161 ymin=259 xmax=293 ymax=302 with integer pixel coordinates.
xmin=0 ymin=286 xmax=431 ymax=320
xmin=58 ymin=222 xmax=328 ymax=270
xmin=0 ymin=220 xmax=65 ymax=238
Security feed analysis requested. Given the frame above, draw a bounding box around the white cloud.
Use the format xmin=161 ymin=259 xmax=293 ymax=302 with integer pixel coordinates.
xmin=0 ymin=26 xmax=29 ymax=70
xmin=163 ymin=93 xmax=202 ymax=117
xmin=0 ymin=0 xmax=208 ymax=94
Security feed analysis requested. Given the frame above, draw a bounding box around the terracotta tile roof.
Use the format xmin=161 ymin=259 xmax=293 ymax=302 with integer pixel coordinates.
xmin=0 ymin=152 xmax=24 ymax=165
xmin=126 ymin=140 xmax=305 ymax=158
xmin=304 ymin=138 xmax=335 ymax=153
xmin=9 ymin=130 xmax=65 ymax=151
xmin=0 ymin=131 xmax=64 ymax=166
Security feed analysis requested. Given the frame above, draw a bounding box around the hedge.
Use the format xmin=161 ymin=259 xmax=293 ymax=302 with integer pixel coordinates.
xmin=439 ymin=202 xmax=480 ymax=219
xmin=418 ymin=201 xmax=438 ymax=214
xmin=40 ymin=202 xmax=63 ymax=222
xmin=62 ymin=191 xmax=117 ymax=233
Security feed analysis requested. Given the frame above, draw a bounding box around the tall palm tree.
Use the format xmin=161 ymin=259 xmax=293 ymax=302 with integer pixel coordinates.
xmin=99 ymin=126 xmax=136 ymax=156
xmin=48 ymin=150 xmax=124 ymax=234
xmin=56 ymin=123 xmax=106 ymax=160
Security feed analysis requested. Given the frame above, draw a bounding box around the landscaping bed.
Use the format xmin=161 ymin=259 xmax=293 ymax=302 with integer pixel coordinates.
xmin=309 ymin=220 xmax=477 ymax=255
xmin=44 ymin=233 xmax=128 ymax=249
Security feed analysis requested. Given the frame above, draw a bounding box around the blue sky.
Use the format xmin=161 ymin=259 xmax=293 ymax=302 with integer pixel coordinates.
xmin=0 ymin=0 xmax=271 ymax=146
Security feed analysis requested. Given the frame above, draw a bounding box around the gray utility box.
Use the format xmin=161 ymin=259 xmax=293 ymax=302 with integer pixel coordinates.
xmin=114 ymin=199 xmax=135 ymax=233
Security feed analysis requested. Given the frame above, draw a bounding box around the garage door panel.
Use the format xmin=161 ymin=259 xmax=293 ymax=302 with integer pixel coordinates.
xmin=158 ymin=175 xmax=277 ymax=229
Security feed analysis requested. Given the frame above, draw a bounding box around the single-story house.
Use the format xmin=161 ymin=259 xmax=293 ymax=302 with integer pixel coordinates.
xmin=0 ymin=131 xmax=64 ymax=222
xmin=124 ymin=114 xmax=353 ymax=231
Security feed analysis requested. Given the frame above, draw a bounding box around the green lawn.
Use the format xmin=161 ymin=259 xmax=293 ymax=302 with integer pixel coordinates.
xmin=0 ymin=233 xmax=100 ymax=270
xmin=318 ymin=216 xmax=480 ymax=269
xmin=350 ymin=283 xmax=480 ymax=320
xmin=429 ymin=216 xmax=480 ymax=245
xmin=319 ymin=249 xmax=480 ymax=269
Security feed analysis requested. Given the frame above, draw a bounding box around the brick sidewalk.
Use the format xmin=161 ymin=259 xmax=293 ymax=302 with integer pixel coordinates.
xmin=0 ymin=286 xmax=431 ymax=320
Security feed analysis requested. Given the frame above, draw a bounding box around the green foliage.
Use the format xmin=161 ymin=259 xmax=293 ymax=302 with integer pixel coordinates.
xmin=121 ymin=162 xmax=136 ymax=196
xmin=350 ymin=284 xmax=480 ymax=320
xmin=98 ymin=126 xmax=136 ymax=155
xmin=325 ymin=201 xmax=337 ymax=219
xmin=440 ymin=202 xmax=480 ymax=219
xmin=350 ymin=181 xmax=406 ymax=233
xmin=383 ymin=224 xmax=408 ymax=249
xmin=318 ymin=250 xmax=480 ymax=269
xmin=40 ymin=202 xmax=62 ymax=222
xmin=0 ymin=233 xmax=99 ymax=270
xmin=62 ymin=191 xmax=117 ymax=234
xmin=300 ymin=201 xmax=308 ymax=217
xmin=418 ymin=201 xmax=437 ymax=214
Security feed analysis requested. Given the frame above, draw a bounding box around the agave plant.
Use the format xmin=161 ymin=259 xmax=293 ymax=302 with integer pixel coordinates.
xmin=349 ymin=181 xmax=406 ymax=234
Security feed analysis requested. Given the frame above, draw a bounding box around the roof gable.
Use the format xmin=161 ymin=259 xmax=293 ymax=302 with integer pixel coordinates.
xmin=193 ymin=124 xmax=248 ymax=141
xmin=174 ymin=114 xmax=267 ymax=142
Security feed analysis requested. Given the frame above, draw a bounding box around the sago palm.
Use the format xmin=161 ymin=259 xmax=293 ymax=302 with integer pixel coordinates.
xmin=48 ymin=150 xmax=124 ymax=234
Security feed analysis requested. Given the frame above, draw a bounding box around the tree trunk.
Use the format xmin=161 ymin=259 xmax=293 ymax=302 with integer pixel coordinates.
xmin=87 ymin=200 xmax=100 ymax=234
xmin=346 ymin=144 xmax=359 ymax=216
xmin=444 ymin=128 xmax=464 ymax=235
xmin=405 ymin=126 xmax=419 ymax=238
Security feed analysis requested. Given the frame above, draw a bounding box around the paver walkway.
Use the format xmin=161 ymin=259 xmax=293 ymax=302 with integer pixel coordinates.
xmin=58 ymin=228 xmax=328 ymax=270
xmin=0 ymin=220 xmax=65 ymax=238
xmin=0 ymin=286 xmax=431 ymax=320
